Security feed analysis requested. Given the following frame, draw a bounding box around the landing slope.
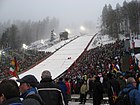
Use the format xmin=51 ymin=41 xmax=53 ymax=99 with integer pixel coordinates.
xmin=13 ymin=35 xmax=94 ymax=81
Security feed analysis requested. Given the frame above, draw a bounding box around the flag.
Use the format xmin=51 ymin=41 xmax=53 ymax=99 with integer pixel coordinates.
xmin=113 ymin=67 xmax=118 ymax=73
xmin=9 ymin=57 xmax=19 ymax=78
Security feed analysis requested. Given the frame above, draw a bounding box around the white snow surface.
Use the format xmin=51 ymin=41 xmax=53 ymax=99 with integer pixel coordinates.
xmin=12 ymin=34 xmax=94 ymax=81
xmin=134 ymin=39 xmax=140 ymax=48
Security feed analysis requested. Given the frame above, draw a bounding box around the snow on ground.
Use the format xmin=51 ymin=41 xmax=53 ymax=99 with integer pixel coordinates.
xmin=39 ymin=36 xmax=78 ymax=52
xmin=132 ymin=39 xmax=140 ymax=61
xmin=87 ymin=34 xmax=116 ymax=50
xmin=28 ymin=34 xmax=78 ymax=52
xmin=69 ymin=101 xmax=108 ymax=105
xmin=69 ymin=102 xmax=92 ymax=105
xmin=12 ymin=34 xmax=94 ymax=81
xmin=134 ymin=39 xmax=140 ymax=47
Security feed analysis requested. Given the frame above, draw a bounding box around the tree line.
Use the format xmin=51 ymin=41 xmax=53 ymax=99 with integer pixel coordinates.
xmin=1 ymin=1 xmax=139 ymax=49
xmin=101 ymin=0 xmax=140 ymax=39
xmin=0 ymin=17 xmax=59 ymax=50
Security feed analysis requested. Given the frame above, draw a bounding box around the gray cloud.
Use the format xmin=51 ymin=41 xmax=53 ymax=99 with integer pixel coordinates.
xmin=0 ymin=0 xmax=124 ymax=32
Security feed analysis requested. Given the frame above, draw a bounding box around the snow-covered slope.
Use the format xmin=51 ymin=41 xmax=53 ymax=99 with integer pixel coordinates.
xmin=12 ymin=34 xmax=95 ymax=81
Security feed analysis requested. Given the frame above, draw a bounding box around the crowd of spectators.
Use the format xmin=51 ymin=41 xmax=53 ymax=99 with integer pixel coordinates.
xmin=0 ymin=49 xmax=52 ymax=79
xmin=57 ymin=38 xmax=140 ymax=105
xmin=62 ymin=39 xmax=125 ymax=94
xmin=1 ymin=36 xmax=140 ymax=105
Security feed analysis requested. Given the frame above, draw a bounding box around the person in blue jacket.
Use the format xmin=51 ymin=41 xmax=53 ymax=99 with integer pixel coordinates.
xmin=17 ymin=75 xmax=44 ymax=105
xmin=120 ymin=77 xmax=140 ymax=105
xmin=57 ymin=78 xmax=68 ymax=105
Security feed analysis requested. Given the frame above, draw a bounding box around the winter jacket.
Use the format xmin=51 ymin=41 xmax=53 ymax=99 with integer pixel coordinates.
xmin=117 ymin=77 xmax=126 ymax=91
xmin=92 ymin=79 xmax=104 ymax=101
xmin=58 ymin=81 xmax=68 ymax=104
xmin=37 ymin=78 xmax=65 ymax=105
xmin=80 ymin=84 xmax=88 ymax=94
xmin=65 ymin=81 xmax=71 ymax=95
xmin=1 ymin=97 xmax=22 ymax=105
xmin=121 ymin=84 xmax=140 ymax=105
xmin=20 ymin=87 xmax=43 ymax=105
xmin=58 ymin=81 xmax=67 ymax=97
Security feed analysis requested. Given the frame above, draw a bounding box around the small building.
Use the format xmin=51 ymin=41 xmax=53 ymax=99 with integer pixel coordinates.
xmin=59 ymin=31 xmax=68 ymax=40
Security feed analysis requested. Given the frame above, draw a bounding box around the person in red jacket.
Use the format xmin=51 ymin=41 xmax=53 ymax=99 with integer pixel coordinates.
xmin=65 ymin=78 xmax=71 ymax=104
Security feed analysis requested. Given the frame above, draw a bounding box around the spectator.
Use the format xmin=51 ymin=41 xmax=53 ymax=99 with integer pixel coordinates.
xmin=117 ymin=73 xmax=126 ymax=92
xmin=0 ymin=79 xmax=22 ymax=105
xmin=65 ymin=78 xmax=71 ymax=103
xmin=37 ymin=70 xmax=65 ymax=105
xmin=87 ymin=75 xmax=94 ymax=98
xmin=57 ymin=78 xmax=68 ymax=105
xmin=119 ymin=77 xmax=140 ymax=105
xmin=17 ymin=75 xmax=44 ymax=105
xmin=106 ymin=73 xmax=120 ymax=105
xmin=79 ymin=80 xmax=88 ymax=104
xmin=92 ymin=76 xmax=104 ymax=105
xmin=137 ymin=76 xmax=140 ymax=93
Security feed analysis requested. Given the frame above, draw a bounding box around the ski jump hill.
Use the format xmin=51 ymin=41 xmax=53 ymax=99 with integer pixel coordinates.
xmin=12 ymin=34 xmax=97 ymax=81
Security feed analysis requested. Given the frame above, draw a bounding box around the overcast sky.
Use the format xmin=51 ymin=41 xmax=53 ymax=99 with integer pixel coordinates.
xmin=0 ymin=0 xmax=125 ymax=31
